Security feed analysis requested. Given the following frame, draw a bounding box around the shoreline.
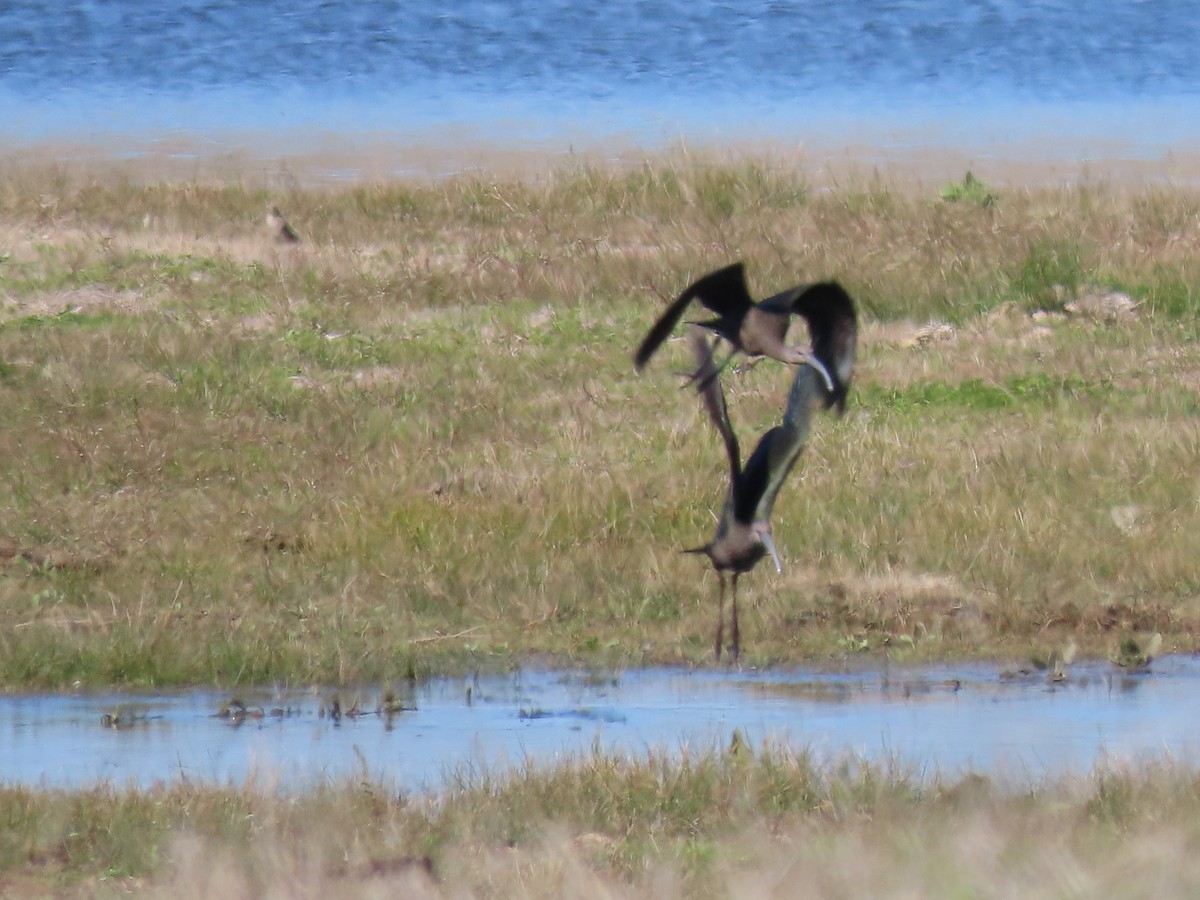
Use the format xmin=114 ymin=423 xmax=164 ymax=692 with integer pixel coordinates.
xmin=5 ymin=116 xmax=1200 ymax=190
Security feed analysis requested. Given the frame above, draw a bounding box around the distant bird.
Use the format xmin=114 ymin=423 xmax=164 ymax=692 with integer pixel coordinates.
xmin=634 ymin=262 xmax=858 ymax=412
xmin=685 ymin=322 xmax=841 ymax=660
xmin=266 ymin=205 xmax=301 ymax=244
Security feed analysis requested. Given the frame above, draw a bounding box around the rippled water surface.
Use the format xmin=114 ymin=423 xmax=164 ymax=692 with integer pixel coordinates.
xmin=4 ymin=658 xmax=1200 ymax=792
xmin=2 ymin=1 xmax=1199 ymax=151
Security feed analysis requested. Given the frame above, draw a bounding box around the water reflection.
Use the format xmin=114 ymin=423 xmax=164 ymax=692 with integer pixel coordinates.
xmin=3 ymin=657 xmax=1199 ymax=792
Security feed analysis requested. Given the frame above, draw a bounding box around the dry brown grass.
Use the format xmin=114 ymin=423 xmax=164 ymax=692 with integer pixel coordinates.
xmin=4 ymin=750 xmax=1200 ymax=898
xmin=1 ymin=157 xmax=1200 ymax=685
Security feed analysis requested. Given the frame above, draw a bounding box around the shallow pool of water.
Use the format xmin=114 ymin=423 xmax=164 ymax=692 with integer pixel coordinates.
xmin=4 ymin=657 xmax=1198 ymax=792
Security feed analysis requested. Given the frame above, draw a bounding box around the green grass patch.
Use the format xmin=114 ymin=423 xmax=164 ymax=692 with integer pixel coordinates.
xmin=863 ymin=372 xmax=1113 ymax=413
xmin=938 ymin=170 xmax=997 ymax=207
xmin=0 ymin=308 xmax=115 ymax=332
xmin=1014 ymin=241 xmax=1084 ymax=310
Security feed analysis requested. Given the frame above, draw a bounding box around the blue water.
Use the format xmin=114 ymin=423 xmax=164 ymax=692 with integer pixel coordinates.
xmin=2 ymin=1 xmax=1199 ymax=153
xmin=4 ymin=660 xmax=1200 ymax=792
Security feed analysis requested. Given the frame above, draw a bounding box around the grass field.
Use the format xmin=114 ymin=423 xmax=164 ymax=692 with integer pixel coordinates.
xmin=3 ymin=157 xmax=1197 ymax=685
xmin=2 ymin=152 xmax=1200 ymax=894
xmin=3 ymin=748 xmax=1199 ymax=897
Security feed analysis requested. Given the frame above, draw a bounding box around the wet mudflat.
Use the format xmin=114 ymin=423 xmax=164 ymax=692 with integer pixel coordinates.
xmin=3 ymin=657 xmax=1199 ymax=792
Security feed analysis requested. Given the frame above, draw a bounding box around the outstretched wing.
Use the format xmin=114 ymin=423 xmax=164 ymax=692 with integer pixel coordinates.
xmin=689 ymin=326 xmax=740 ymax=489
xmin=789 ymin=281 xmax=857 ymax=413
xmin=686 ymin=261 xmax=754 ymax=316
xmin=634 ymin=262 xmax=750 ymax=370
xmin=742 ymin=362 xmax=821 ymax=525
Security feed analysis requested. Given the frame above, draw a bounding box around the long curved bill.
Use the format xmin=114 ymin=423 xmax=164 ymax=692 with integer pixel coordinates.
xmin=761 ymin=530 xmax=783 ymax=573
xmin=805 ymin=354 xmax=836 ymax=394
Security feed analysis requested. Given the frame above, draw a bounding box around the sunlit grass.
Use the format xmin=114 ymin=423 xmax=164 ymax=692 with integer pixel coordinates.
xmin=3 ymin=749 xmax=1200 ymax=897
xmin=1 ymin=158 xmax=1200 ymax=686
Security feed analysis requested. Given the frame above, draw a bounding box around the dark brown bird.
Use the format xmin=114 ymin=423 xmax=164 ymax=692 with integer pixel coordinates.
xmin=686 ymin=319 xmax=844 ymax=660
xmin=266 ymin=205 xmax=301 ymax=244
xmin=634 ymin=262 xmax=857 ymax=412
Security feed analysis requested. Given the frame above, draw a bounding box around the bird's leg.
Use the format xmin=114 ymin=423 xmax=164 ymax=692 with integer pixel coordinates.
xmin=714 ymin=572 xmax=727 ymax=660
xmin=731 ymin=357 xmax=763 ymax=376
xmin=730 ymin=573 xmax=741 ymax=661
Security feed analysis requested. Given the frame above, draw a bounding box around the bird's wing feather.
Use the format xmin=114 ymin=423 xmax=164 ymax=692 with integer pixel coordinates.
xmin=789 ymin=281 xmax=858 ymax=412
xmin=686 ymin=261 xmax=753 ymax=316
xmin=634 ymin=262 xmax=753 ymax=370
xmin=634 ymin=288 xmax=696 ymax=370
xmin=745 ymin=362 xmax=821 ymax=524
xmin=744 ymin=285 xmax=857 ymax=520
xmin=756 ymin=284 xmax=805 ymax=315
xmin=735 ymin=426 xmax=779 ymax=524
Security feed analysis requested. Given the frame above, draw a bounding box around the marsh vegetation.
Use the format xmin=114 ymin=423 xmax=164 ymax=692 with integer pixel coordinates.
xmin=2 ymin=154 xmax=1200 ymax=893
xmin=3 ymin=157 xmax=1198 ymax=686
xmin=4 ymin=747 xmax=1200 ymax=897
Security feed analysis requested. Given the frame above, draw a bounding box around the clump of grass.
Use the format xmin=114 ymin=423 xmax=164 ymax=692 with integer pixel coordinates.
xmin=1014 ymin=240 xmax=1084 ymax=310
xmin=938 ymin=170 xmax=997 ymax=207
